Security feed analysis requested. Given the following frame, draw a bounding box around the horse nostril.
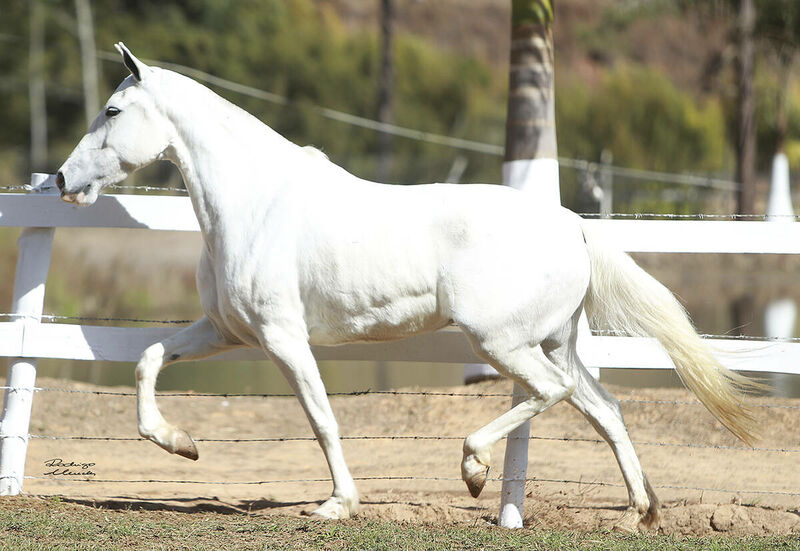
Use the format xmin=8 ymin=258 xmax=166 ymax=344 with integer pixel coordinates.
xmin=55 ymin=171 xmax=65 ymax=191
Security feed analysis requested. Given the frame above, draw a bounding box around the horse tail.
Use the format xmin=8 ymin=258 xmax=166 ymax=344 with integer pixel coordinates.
xmin=580 ymin=223 xmax=762 ymax=446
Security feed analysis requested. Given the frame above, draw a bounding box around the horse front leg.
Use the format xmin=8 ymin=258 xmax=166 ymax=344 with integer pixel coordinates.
xmin=136 ymin=316 xmax=237 ymax=460
xmin=260 ymin=326 xmax=358 ymax=519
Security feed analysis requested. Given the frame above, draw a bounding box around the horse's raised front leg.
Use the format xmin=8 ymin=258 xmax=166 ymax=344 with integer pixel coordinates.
xmin=136 ymin=316 xmax=237 ymax=460
xmin=259 ymin=326 xmax=358 ymax=520
xmin=460 ymin=342 xmax=575 ymax=499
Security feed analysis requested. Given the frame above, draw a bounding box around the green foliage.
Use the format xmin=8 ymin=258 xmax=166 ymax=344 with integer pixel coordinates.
xmin=0 ymin=0 xmax=786 ymax=215
xmin=756 ymin=0 xmax=800 ymax=57
xmin=0 ymin=0 xmax=507 ymax=186
xmin=512 ymin=0 xmax=554 ymax=26
xmin=556 ymin=65 xmax=729 ymax=211
xmin=558 ymin=65 xmax=726 ymax=171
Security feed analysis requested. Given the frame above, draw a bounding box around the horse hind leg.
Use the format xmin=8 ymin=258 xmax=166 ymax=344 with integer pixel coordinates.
xmin=136 ymin=316 xmax=236 ymax=460
xmin=460 ymin=340 xmax=576 ymax=498
xmin=566 ymin=361 xmax=660 ymax=532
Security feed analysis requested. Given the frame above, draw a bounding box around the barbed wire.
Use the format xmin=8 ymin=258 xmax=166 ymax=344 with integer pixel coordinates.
xmin=595 ymin=329 xmax=800 ymax=343
xmin=0 ymin=313 xmax=193 ymax=325
xmin=4 ymin=385 xmax=800 ymax=410
xmin=21 ymin=473 xmax=800 ymax=497
xmin=579 ymin=212 xmax=800 ymax=221
xmin=6 ymin=182 xmax=778 ymax=221
xmin=4 ymin=311 xmax=800 ymax=342
xmin=0 ymin=183 xmax=188 ymax=194
xmin=20 ymin=432 xmax=800 ymax=454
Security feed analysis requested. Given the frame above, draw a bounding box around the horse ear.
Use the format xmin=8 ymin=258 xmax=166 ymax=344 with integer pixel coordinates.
xmin=114 ymin=42 xmax=147 ymax=82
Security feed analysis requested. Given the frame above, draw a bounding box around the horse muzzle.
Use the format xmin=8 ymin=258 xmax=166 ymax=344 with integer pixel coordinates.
xmin=55 ymin=171 xmax=95 ymax=205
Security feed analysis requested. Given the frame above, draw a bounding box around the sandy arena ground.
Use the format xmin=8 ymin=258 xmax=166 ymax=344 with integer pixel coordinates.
xmin=14 ymin=376 xmax=800 ymax=536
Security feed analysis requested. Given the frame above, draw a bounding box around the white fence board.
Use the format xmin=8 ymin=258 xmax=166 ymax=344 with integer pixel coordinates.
xmin=3 ymin=193 xmax=800 ymax=254
xmin=585 ymin=219 xmax=800 ymax=254
xmin=0 ymin=322 xmax=483 ymax=364
xmin=0 ymin=193 xmax=199 ymax=232
xmin=2 ymin=321 xmax=799 ymax=375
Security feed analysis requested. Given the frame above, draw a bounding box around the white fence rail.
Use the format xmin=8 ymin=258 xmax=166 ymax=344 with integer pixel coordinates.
xmin=2 ymin=174 xmax=800 ymax=517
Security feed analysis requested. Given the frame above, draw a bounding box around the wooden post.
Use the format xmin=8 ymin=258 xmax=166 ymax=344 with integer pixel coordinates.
xmin=599 ymin=150 xmax=613 ymax=218
xmin=0 ymin=173 xmax=56 ymax=495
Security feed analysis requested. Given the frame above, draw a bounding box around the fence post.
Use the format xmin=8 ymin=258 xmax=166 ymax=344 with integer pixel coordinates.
xmin=497 ymin=158 xmax=560 ymax=528
xmin=765 ymin=152 xmax=796 ymax=396
xmin=0 ymin=173 xmax=56 ymax=495
xmin=599 ymin=149 xmax=613 ymax=218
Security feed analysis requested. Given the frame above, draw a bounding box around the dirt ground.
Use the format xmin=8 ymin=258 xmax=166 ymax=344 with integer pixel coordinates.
xmin=12 ymin=376 xmax=800 ymax=537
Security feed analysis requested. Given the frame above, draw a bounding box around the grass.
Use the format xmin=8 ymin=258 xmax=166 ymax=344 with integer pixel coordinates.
xmin=0 ymin=497 xmax=798 ymax=551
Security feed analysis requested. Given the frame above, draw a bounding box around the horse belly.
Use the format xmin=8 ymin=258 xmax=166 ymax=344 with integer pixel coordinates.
xmin=311 ymin=293 xmax=446 ymax=345
xmin=304 ymin=266 xmax=448 ymax=345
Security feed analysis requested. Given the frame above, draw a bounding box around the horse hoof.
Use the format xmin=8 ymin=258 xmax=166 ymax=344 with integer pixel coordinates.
xmin=310 ymin=496 xmax=355 ymax=520
xmin=461 ymin=454 xmax=489 ymax=498
xmin=172 ymin=429 xmax=199 ymax=461
xmin=612 ymin=507 xmax=643 ymax=534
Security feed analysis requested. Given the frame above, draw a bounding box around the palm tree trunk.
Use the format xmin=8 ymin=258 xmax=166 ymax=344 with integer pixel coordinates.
xmin=736 ymin=0 xmax=756 ymax=215
xmin=75 ymin=0 xmax=100 ymax=128
xmin=377 ymin=0 xmax=394 ymax=182
xmin=505 ymin=1 xmax=556 ymax=163
xmin=29 ymin=0 xmax=47 ymax=169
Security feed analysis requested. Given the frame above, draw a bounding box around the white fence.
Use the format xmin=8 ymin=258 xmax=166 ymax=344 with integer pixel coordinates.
xmin=2 ymin=174 xmax=800 ymax=523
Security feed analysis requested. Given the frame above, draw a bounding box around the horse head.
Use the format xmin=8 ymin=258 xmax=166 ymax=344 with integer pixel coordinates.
xmin=57 ymin=43 xmax=172 ymax=206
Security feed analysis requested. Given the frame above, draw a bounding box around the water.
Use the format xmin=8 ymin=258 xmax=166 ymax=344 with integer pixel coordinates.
xmin=35 ymin=358 xmax=467 ymax=394
xmin=35 ymin=357 xmax=799 ymax=398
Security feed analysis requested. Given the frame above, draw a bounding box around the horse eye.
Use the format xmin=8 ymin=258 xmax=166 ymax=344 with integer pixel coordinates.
xmin=105 ymin=106 xmax=121 ymax=118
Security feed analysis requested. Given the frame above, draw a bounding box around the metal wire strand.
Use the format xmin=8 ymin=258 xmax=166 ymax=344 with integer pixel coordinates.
xmin=4 ymin=385 xmax=799 ymax=410
xmin=20 ymin=432 xmax=800 ymax=454
xmin=22 ymin=474 xmax=800 ymax=497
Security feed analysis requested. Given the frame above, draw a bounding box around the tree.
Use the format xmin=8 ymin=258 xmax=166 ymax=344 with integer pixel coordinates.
xmin=736 ymin=0 xmax=756 ymax=215
xmin=756 ymin=0 xmax=800 ymax=155
xmin=29 ymin=0 xmax=47 ymax=169
xmin=504 ymin=0 xmax=557 ymax=165
xmin=75 ymin=0 xmax=100 ymax=128
xmin=377 ymin=0 xmax=394 ymax=182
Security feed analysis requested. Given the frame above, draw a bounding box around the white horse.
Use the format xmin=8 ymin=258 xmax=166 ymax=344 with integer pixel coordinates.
xmin=57 ymin=44 xmax=760 ymax=531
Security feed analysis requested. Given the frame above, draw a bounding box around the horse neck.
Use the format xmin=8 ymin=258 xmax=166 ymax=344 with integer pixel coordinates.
xmin=160 ymin=76 xmax=296 ymax=242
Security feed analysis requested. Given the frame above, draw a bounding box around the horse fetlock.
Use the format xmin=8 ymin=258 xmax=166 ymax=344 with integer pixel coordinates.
xmin=461 ymin=452 xmax=491 ymax=498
